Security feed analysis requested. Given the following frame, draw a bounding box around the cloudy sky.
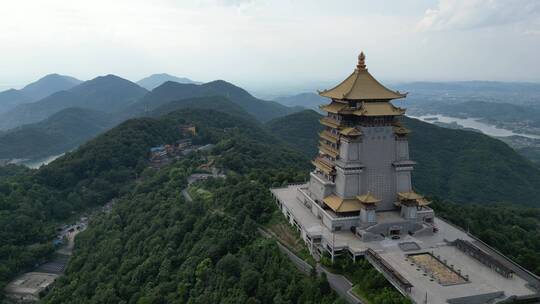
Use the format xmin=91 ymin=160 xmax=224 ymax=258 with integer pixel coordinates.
xmin=1 ymin=0 xmax=539 ymax=93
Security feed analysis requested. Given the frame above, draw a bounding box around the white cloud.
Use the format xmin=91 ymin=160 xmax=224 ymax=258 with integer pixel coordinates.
xmin=1 ymin=0 xmax=540 ymax=89
xmin=417 ymin=0 xmax=540 ymax=31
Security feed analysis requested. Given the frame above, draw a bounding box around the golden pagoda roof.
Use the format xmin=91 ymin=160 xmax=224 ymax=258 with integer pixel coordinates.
xmin=320 ymin=117 xmax=341 ymax=129
xmin=320 ymin=102 xmax=349 ymax=114
xmin=319 ymin=52 xmax=407 ymax=101
xmin=323 ymin=194 xmax=362 ymax=213
xmin=398 ymin=191 xmax=423 ymax=200
xmin=397 ymin=191 xmax=431 ymax=206
xmin=356 ymin=192 xmax=381 ymax=204
xmin=319 ymin=141 xmax=339 ymax=158
xmin=312 ymin=158 xmax=335 ymax=175
xmin=353 ymin=102 xmax=405 ymax=117
xmin=320 ymin=130 xmax=339 ymax=144
xmin=417 ymin=198 xmax=431 ymax=207
xmin=393 ymin=121 xmax=411 ymax=135
xmin=339 ymin=127 xmax=362 ymax=137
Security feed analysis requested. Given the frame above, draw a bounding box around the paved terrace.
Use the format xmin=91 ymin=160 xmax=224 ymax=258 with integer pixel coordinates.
xmin=271 ymin=184 xmax=539 ymax=304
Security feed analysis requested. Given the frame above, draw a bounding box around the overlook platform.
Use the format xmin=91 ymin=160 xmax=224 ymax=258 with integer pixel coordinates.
xmin=271 ymin=184 xmax=540 ymax=304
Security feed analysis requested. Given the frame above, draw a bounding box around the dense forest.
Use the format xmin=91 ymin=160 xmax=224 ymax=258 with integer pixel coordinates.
xmin=0 ymin=117 xmax=180 ymax=296
xmin=43 ymin=108 xmax=339 ymax=303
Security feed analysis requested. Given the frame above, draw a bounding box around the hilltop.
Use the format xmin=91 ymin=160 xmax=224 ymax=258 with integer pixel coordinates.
xmin=0 ymin=108 xmax=118 ymax=160
xmin=136 ymin=73 xmax=201 ymax=90
xmin=131 ymin=80 xmax=298 ymax=122
xmin=0 ymin=74 xmax=82 ymax=114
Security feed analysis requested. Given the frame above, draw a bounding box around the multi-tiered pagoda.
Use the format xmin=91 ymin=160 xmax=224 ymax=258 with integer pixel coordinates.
xmin=301 ymin=52 xmax=433 ymax=237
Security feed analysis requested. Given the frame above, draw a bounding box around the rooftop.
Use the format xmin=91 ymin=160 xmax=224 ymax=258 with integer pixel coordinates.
xmin=319 ymin=52 xmax=407 ymax=101
xmin=4 ymin=272 xmax=58 ymax=299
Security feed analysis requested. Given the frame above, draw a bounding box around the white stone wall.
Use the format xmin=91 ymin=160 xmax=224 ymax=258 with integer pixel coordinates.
xmin=359 ymin=126 xmax=398 ymax=211
xmin=308 ymin=172 xmax=334 ymax=202
xmin=334 ymin=167 xmax=363 ymax=198
xmin=396 ymin=139 xmax=409 ymax=160
xmin=396 ymin=171 xmax=412 ymax=193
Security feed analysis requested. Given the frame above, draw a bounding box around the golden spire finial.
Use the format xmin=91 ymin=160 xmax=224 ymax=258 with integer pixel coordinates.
xmin=357 ymin=51 xmax=366 ymax=71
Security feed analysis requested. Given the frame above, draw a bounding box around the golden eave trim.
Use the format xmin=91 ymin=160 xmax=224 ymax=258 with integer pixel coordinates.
xmin=320 ymin=131 xmax=339 ymax=144
xmin=319 ymin=142 xmax=339 ymax=158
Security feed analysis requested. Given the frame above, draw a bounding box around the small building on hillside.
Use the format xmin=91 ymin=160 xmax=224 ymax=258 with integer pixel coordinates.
xmin=4 ymin=272 xmax=58 ymax=302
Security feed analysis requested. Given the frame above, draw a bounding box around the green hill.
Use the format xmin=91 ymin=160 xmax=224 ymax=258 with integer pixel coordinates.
xmin=266 ymin=110 xmax=324 ymax=156
xmin=0 ymin=96 xmax=270 ymax=163
xmin=0 ymin=75 xmax=147 ymax=130
xmin=0 ymin=105 xmax=307 ymax=300
xmin=149 ymin=95 xmax=250 ymax=119
xmin=130 ymin=80 xmax=298 ymax=122
xmin=265 ymin=110 xmax=540 ymax=207
xmin=0 ymin=108 xmax=118 ymax=160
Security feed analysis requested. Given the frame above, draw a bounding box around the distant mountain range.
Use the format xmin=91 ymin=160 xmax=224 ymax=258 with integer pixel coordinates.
xmin=395 ymin=81 xmax=540 ymax=94
xmin=0 ymin=74 xmax=82 ymax=114
xmin=0 ymin=75 xmax=147 ymax=130
xmin=136 ymin=73 xmax=201 ymax=90
xmin=0 ymin=107 xmax=117 ymax=160
xmin=273 ymin=92 xmax=326 ymax=111
xmin=130 ymin=80 xmax=298 ymax=122
xmin=0 ymin=74 xmax=301 ymax=162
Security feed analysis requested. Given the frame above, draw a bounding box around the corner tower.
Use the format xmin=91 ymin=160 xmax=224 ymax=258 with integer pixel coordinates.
xmin=308 ymin=52 xmax=417 ymax=216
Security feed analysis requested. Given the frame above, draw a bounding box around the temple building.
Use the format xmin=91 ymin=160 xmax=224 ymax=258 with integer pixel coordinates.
xmin=300 ymin=52 xmax=434 ymax=240
xmin=270 ymin=52 xmax=539 ymax=303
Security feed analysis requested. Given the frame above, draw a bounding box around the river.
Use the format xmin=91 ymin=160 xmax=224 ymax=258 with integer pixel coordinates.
xmin=408 ymin=114 xmax=540 ymax=139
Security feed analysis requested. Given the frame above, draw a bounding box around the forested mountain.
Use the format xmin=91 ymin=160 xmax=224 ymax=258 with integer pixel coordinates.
xmin=0 ymin=74 xmax=82 ymax=115
xmin=1 ymin=105 xmax=337 ymax=303
xmin=0 ymin=108 xmax=118 ymax=160
xmin=0 ymin=75 xmax=147 ymax=130
xmin=0 ymin=117 xmax=182 ymax=296
xmin=130 ymin=80 xmax=298 ymax=122
xmin=149 ymin=96 xmax=252 ymax=119
xmin=136 ymin=73 xmax=201 ymax=90
xmin=273 ymin=92 xmax=326 ymax=111
xmin=265 ymin=110 xmax=540 ymax=207
xmin=266 ymin=110 xmax=324 ymax=156
xmin=0 ymin=96 xmax=250 ymax=163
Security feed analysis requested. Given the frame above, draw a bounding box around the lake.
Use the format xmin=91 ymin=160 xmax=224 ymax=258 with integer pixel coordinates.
xmin=408 ymin=114 xmax=540 ymax=139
